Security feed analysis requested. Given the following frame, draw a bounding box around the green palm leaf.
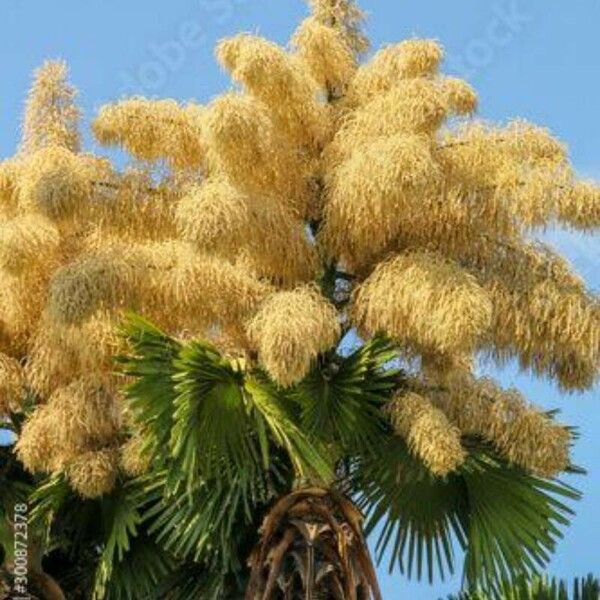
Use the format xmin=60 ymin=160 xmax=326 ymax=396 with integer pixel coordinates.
xmin=140 ymin=467 xmax=279 ymax=576
xmin=168 ymin=339 xmax=257 ymax=489
xmin=92 ymin=478 xmax=167 ymax=600
xmin=29 ymin=474 xmax=172 ymax=600
xmin=352 ymin=438 xmax=580 ymax=593
xmin=100 ymin=534 xmax=172 ymax=600
xmin=117 ymin=314 xmax=334 ymax=587
xmin=354 ymin=436 xmax=467 ymax=583
xmin=245 ymin=375 xmax=333 ymax=480
xmin=119 ymin=315 xmax=581 ymax=596
xmin=291 ymin=336 xmax=401 ymax=452
xmin=119 ymin=314 xmax=331 ymax=490
xmin=461 ymin=453 xmax=579 ymax=593
xmin=446 ymin=573 xmax=600 ymax=600
xmin=118 ymin=313 xmax=181 ymax=462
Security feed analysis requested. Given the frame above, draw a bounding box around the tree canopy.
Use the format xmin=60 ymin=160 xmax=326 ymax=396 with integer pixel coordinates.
xmin=0 ymin=0 xmax=598 ymax=597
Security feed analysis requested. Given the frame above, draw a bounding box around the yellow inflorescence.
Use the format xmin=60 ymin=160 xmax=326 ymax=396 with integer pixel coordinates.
xmin=16 ymin=377 xmax=120 ymax=471
xmin=217 ymin=34 xmax=331 ymax=151
xmin=14 ymin=405 xmax=58 ymax=472
xmin=418 ymin=375 xmax=572 ymax=477
xmin=47 ymin=240 xmax=272 ymax=330
xmin=2 ymin=0 xmax=599 ymax=494
xmin=0 ymin=214 xmax=59 ymax=273
xmin=0 ymin=353 xmax=25 ymax=415
xmin=347 ymin=40 xmax=444 ymax=106
xmin=559 ymin=181 xmax=600 ymax=229
xmin=351 ymin=252 xmax=493 ymax=356
xmin=475 ymin=242 xmax=600 ymax=391
xmin=0 ymin=160 xmax=20 ymax=211
xmin=17 ymin=146 xmax=94 ymax=219
xmin=326 ymin=81 xmax=449 ymax=170
xmin=20 ymin=61 xmax=81 ymax=155
xmin=307 ymin=0 xmax=369 ymax=55
xmin=120 ymin=435 xmax=151 ymax=478
xmin=175 ymin=178 xmax=318 ymax=285
xmin=390 ymin=391 xmax=466 ymax=476
xmin=440 ymin=77 xmax=479 ymax=115
xmin=292 ymin=16 xmax=357 ymax=96
xmin=321 ymin=133 xmax=441 ymax=268
xmin=202 ymin=93 xmax=314 ymax=217
xmin=66 ymin=448 xmax=119 ymax=499
xmin=93 ymin=98 xmax=205 ymax=170
xmin=24 ymin=310 xmax=123 ymax=398
xmin=246 ymin=286 xmax=340 ymax=387
xmin=0 ymin=263 xmax=51 ymax=355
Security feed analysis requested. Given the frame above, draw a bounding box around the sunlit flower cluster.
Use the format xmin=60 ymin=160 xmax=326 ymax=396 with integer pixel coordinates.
xmin=1 ymin=0 xmax=597 ymax=495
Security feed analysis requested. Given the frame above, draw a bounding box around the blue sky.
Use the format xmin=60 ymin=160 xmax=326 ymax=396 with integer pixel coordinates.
xmin=1 ymin=1 xmax=598 ymax=598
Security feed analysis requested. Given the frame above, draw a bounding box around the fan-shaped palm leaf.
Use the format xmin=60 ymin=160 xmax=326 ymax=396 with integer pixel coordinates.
xmin=446 ymin=573 xmax=600 ymax=600
xmin=352 ymin=438 xmax=579 ymax=593
xmin=119 ymin=314 xmax=331 ymax=492
xmin=291 ymin=336 xmax=400 ymax=453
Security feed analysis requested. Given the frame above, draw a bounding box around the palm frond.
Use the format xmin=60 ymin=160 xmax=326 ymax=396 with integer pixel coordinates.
xmin=352 ymin=438 xmax=580 ymax=593
xmin=446 ymin=573 xmax=600 ymax=600
xmin=291 ymin=336 xmax=401 ymax=453
xmin=119 ymin=315 xmax=581 ymax=596
xmin=169 ymin=338 xmax=258 ymax=489
xmin=141 ymin=467 xmax=277 ymax=577
xmin=120 ymin=313 xmax=332 ymax=489
xmin=461 ymin=452 xmax=579 ymax=593
xmin=354 ymin=436 xmax=467 ymax=583
xmin=101 ymin=534 xmax=173 ymax=600
xmin=118 ymin=314 xmax=182 ymax=462
xmin=92 ymin=478 xmax=166 ymax=599
xmin=245 ymin=375 xmax=333 ymax=480
xmin=29 ymin=473 xmax=71 ymax=542
xmin=29 ymin=473 xmax=172 ymax=600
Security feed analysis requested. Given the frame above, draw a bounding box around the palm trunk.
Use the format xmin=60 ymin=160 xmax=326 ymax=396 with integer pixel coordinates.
xmin=246 ymin=487 xmax=382 ymax=600
xmin=1 ymin=522 xmax=65 ymax=600
xmin=29 ymin=570 xmax=66 ymax=600
xmin=1 ymin=560 xmax=65 ymax=600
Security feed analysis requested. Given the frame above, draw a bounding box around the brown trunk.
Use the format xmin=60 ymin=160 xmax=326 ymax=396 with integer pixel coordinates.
xmin=1 ymin=531 xmax=66 ymax=600
xmin=1 ymin=563 xmax=65 ymax=600
xmin=246 ymin=487 xmax=382 ymax=600
xmin=29 ymin=569 xmax=66 ymax=600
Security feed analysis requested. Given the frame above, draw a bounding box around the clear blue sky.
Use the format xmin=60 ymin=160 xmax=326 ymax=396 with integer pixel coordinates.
xmin=1 ymin=1 xmax=599 ymax=598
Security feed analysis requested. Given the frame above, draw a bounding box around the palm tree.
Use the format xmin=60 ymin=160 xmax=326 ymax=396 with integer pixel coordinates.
xmin=447 ymin=574 xmax=600 ymax=600
xmin=1 ymin=0 xmax=599 ymax=598
xmin=23 ymin=314 xmax=576 ymax=599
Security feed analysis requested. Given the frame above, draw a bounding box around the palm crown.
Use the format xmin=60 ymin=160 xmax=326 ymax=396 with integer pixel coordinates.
xmin=0 ymin=0 xmax=599 ymax=598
